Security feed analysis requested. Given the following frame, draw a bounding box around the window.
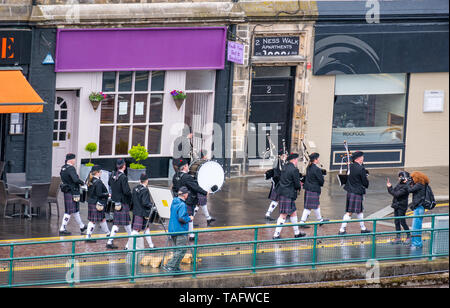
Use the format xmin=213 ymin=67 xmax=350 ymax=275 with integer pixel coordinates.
xmin=99 ymin=71 xmax=165 ymax=156
xmin=10 ymin=113 xmax=25 ymax=135
xmin=331 ymin=74 xmax=407 ymax=145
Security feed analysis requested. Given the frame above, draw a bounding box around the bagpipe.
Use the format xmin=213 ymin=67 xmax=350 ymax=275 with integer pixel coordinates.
xmin=301 ymin=139 xmax=327 ymax=177
xmin=337 ymin=140 xmax=351 ymax=186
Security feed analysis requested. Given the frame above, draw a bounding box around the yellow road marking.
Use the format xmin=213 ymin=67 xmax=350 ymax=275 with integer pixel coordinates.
xmin=406 ymin=203 xmax=448 ymax=216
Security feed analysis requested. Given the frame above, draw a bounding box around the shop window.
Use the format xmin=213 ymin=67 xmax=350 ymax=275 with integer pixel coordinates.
xmin=185 ymin=70 xmax=215 ymax=91
xmin=99 ymin=71 xmax=165 ymax=156
xmin=331 ymin=74 xmax=407 ymax=145
xmin=9 ymin=113 xmax=25 ymax=135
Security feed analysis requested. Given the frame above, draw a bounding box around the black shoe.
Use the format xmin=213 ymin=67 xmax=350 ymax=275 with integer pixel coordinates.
xmin=207 ymin=218 xmax=216 ymax=226
xmin=294 ymin=232 xmax=306 ymax=238
xmin=189 ymin=237 xmax=195 ymax=242
xmin=338 ymin=230 xmax=346 ymax=235
xmin=299 ymin=223 xmax=311 ymax=229
xmin=272 ymin=235 xmax=281 ymax=240
xmin=106 ymin=243 xmax=118 ymax=250
xmin=86 ymin=237 xmax=97 ymax=243
xmin=361 ymin=229 xmax=371 ymax=234
xmin=319 ymin=219 xmax=330 ymax=226
xmin=80 ymin=225 xmax=87 ymax=234
xmin=59 ymin=230 xmax=71 ymax=236
xmin=265 ymin=215 xmax=276 ymax=221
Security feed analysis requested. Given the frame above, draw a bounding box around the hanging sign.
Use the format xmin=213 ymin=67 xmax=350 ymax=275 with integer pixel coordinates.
xmin=227 ymin=41 xmax=244 ymax=65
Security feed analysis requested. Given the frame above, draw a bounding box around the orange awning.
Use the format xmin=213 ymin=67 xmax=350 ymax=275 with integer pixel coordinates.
xmin=0 ymin=69 xmax=45 ymax=113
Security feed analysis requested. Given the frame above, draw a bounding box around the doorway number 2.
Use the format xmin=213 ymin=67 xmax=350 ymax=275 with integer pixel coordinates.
xmin=266 ymin=85 xmax=272 ymax=94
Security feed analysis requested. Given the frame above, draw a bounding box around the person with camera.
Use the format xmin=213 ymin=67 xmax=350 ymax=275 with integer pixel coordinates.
xmin=85 ymin=165 xmax=111 ymax=242
xmin=130 ymin=173 xmax=155 ymax=249
xmin=59 ymin=153 xmax=87 ymax=236
xmin=407 ymin=171 xmax=430 ymax=249
xmin=299 ymin=153 xmax=329 ymax=228
xmin=163 ymin=186 xmax=194 ymax=273
xmin=387 ymin=171 xmax=411 ymax=245
xmin=106 ymin=159 xmax=132 ymax=250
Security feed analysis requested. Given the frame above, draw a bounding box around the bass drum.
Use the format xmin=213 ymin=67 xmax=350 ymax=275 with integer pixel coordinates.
xmin=189 ymin=160 xmax=225 ymax=193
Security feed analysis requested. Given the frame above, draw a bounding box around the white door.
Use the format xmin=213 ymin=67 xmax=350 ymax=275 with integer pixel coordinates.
xmin=52 ymin=91 xmax=75 ymax=176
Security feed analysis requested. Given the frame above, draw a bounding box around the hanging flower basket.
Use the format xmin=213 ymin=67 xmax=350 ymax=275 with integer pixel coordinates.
xmin=89 ymin=92 xmax=107 ymax=111
xmin=170 ymin=90 xmax=187 ymax=110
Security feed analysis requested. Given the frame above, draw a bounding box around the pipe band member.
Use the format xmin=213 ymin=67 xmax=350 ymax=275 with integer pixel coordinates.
xmin=407 ymin=171 xmax=430 ymax=249
xmin=85 ymin=165 xmax=111 ymax=242
xmin=387 ymin=171 xmax=411 ymax=245
xmin=299 ymin=152 xmax=329 ymax=228
xmin=106 ymin=158 xmax=132 ymax=250
xmin=172 ymin=158 xmax=208 ymax=241
xmin=264 ymin=149 xmax=287 ymax=221
xmin=272 ymin=153 xmax=306 ymax=240
xmin=59 ymin=153 xmax=87 ymax=236
xmin=339 ymin=151 xmax=371 ymax=235
xmin=130 ymin=173 xmax=155 ymax=249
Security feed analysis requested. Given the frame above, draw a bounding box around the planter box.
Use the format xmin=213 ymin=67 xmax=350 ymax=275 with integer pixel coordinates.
xmin=128 ymin=168 xmax=146 ymax=181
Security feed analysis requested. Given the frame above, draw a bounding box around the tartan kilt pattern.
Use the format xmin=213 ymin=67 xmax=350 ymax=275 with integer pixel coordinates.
xmin=187 ymin=204 xmax=195 ymax=216
xmin=346 ymin=193 xmax=364 ymax=213
xmin=197 ymin=193 xmax=207 ymax=206
xmin=278 ymin=195 xmax=297 ymax=215
xmin=268 ymin=183 xmax=279 ymax=201
xmin=132 ymin=215 xmax=148 ymax=231
xmin=304 ymin=190 xmax=320 ymax=210
xmin=63 ymin=192 xmax=79 ymax=214
xmin=113 ymin=203 xmax=131 ymax=226
xmin=87 ymin=203 xmax=105 ymax=222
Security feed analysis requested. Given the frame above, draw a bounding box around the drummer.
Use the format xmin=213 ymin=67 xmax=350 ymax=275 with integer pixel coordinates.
xmin=195 ymin=149 xmax=216 ymax=226
xmin=172 ymin=158 xmax=208 ymax=241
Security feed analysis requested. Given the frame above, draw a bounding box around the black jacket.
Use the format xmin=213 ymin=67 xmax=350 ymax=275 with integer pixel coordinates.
xmin=131 ymin=184 xmax=153 ymax=218
xmin=172 ymin=171 xmax=207 ymax=207
xmin=265 ymin=159 xmax=283 ymax=198
xmin=408 ymin=183 xmax=426 ymax=210
xmin=303 ymin=163 xmax=325 ymax=194
xmin=60 ymin=164 xmax=84 ymax=195
xmin=344 ymin=162 xmax=369 ymax=195
xmin=387 ymin=181 xmax=409 ymax=210
xmin=276 ymin=162 xmax=302 ymax=200
xmin=87 ymin=177 xmax=109 ymax=206
xmin=108 ymin=171 xmax=132 ymax=205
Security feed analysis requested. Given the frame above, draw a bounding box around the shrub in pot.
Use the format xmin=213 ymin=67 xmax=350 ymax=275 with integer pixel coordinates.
xmin=128 ymin=144 xmax=148 ymax=181
xmin=80 ymin=142 xmax=97 ymax=182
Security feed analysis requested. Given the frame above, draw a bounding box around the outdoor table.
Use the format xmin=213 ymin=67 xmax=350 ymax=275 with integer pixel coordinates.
xmin=7 ymin=181 xmax=33 ymax=217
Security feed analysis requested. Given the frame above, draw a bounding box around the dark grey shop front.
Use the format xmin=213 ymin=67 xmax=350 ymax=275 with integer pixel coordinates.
xmin=312 ymin=20 xmax=449 ymax=169
xmin=0 ymin=28 xmax=56 ymax=182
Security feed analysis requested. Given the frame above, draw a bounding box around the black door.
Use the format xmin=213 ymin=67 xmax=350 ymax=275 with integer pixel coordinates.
xmin=248 ymin=77 xmax=294 ymax=159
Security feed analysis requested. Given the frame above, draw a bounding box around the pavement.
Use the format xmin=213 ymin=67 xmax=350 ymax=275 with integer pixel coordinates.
xmin=0 ymin=166 xmax=448 ymax=287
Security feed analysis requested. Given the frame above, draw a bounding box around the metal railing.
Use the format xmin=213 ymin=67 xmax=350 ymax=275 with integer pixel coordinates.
xmin=0 ymin=213 xmax=448 ymax=288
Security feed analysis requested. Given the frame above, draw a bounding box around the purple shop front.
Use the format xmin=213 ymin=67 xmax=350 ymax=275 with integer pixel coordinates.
xmin=55 ymin=27 xmax=227 ymax=72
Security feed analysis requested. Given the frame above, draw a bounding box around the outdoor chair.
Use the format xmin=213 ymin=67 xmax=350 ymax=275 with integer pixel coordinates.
xmin=22 ymin=183 xmax=51 ymax=219
xmin=5 ymin=173 xmax=27 ymax=196
xmin=47 ymin=177 xmax=61 ymax=218
xmin=0 ymin=180 xmax=28 ymax=218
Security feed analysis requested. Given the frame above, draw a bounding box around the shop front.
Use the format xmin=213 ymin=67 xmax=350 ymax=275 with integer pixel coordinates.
xmin=308 ymin=21 xmax=448 ymax=170
xmin=54 ymin=27 xmax=227 ymax=178
xmin=0 ymin=28 xmax=52 ymax=181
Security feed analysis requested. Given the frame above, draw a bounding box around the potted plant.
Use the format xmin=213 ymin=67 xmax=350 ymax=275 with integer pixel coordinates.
xmin=80 ymin=142 xmax=98 ymax=182
xmin=170 ymin=90 xmax=187 ymax=110
xmin=128 ymin=143 xmax=149 ymax=181
xmin=89 ymin=91 xmax=107 ymax=111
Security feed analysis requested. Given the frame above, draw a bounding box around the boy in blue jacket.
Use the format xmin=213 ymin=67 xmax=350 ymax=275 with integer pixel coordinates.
xmin=164 ymin=186 xmax=193 ymax=272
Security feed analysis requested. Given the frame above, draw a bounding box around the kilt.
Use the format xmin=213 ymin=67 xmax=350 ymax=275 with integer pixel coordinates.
xmin=278 ymin=195 xmax=297 ymax=215
xmin=268 ymin=183 xmax=278 ymax=201
xmin=87 ymin=203 xmax=105 ymax=222
xmin=113 ymin=203 xmax=131 ymax=226
xmin=132 ymin=215 xmax=148 ymax=231
xmin=346 ymin=193 xmax=364 ymax=213
xmin=63 ymin=192 xmax=79 ymax=215
xmin=304 ymin=190 xmax=320 ymax=210
xmin=197 ymin=193 xmax=207 ymax=206
xmin=187 ymin=204 xmax=195 ymax=216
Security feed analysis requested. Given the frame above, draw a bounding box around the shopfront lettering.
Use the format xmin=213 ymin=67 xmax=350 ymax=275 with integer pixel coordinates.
xmin=254 ymin=36 xmax=300 ymax=57
xmin=1 ymin=37 xmax=15 ymax=59
xmin=343 ymin=131 xmax=365 ymax=136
